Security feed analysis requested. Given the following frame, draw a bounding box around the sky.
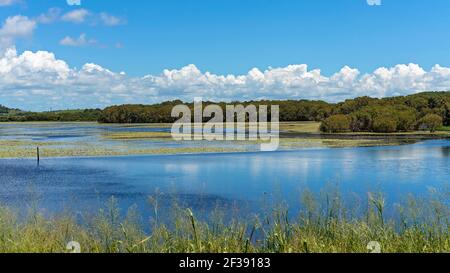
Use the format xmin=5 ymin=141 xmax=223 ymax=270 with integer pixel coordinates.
xmin=0 ymin=0 xmax=450 ymax=111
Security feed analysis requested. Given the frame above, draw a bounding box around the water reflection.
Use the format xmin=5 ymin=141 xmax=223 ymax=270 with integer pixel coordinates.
xmin=441 ymin=146 xmax=450 ymax=158
xmin=0 ymin=140 xmax=448 ymax=219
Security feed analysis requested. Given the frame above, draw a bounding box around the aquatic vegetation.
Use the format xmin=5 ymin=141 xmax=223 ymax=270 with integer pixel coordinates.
xmin=102 ymin=132 xmax=173 ymax=140
xmin=279 ymin=138 xmax=402 ymax=148
xmin=0 ymin=190 xmax=447 ymax=253
xmin=0 ymin=140 xmax=64 ymax=147
xmin=0 ymin=122 xmax=447 ymax=159
xmin=0 ymin=137 xmax=408 ymax=159
xmin=0 ymin=145 xmax=245 ymax=158
xmin=279 ymin=122 xmax=321 ymax=134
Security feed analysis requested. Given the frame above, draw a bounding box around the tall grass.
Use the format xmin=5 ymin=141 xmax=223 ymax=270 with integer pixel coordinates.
xmin=0 ymin=189 xmax=448 ymax=253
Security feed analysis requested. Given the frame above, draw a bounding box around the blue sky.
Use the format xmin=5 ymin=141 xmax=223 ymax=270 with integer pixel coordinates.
xmin=1 ymin=0 xmax=450 ymax=110
xmin=4 ymin=0 xmax=450 ymax=76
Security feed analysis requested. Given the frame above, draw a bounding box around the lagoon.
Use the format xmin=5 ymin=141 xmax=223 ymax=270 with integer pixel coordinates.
xmin=0 ymin=139 xmax=448 ymax=219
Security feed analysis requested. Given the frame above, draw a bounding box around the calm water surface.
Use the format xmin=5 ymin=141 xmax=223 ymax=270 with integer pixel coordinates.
xmin=0 ymin=139 xmax=449 ymax=219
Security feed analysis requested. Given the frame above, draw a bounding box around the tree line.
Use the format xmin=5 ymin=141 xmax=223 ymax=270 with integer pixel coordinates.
xmin=0 ymin=109 xmax=103 ymax=122
xmin=99 ymin=92 xmax=450 ymax=133
xmin=1 ymin=92 xmax=450 ymax=133
xmin=320 ymin=92 xmax=449 ymax=133
xmin=0 ymin=105 xmax=9 ymax=114
xmin=98 ymin=100 xmax=332 ymax=124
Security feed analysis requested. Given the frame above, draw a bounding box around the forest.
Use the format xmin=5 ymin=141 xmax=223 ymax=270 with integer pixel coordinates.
xmin=0 ymin=108 xmax=103 ymax=122
xmin=99 ymin=92 xmax=450 ymax=133
xmin=1 ymin=91 xmax=450 ymax=133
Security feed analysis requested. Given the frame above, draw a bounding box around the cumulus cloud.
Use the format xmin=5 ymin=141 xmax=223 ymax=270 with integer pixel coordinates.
xmin=0 ymin=0 xmax=19 ymax=7
xmin=59 ymin=33 xmax=96 ymax=47
xmin=99 ymin=12 xmax=125 ymax=26
xmin=0 ymin=15 xmax=37 ymax=49
xmin=60 ymin=9 xmax=125 ymax=26
xmin=61 ymin=8 xmax=90 ymax=23
xmin=36 ymin=8 xmax=63 ymax=24
xmin=0 ymin=10 xmax=122 ymax=52
xmin=0 ymin=15 xmax=36 ymax=37
xmin=0 ymin=48 xmax=449 ymax=111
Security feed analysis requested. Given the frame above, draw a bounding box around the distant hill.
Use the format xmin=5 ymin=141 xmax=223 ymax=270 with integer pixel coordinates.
xmin=0 ymin=104 xmax=10 ymax=114
xmin=0 ymin=105 xmax=22 ymax=115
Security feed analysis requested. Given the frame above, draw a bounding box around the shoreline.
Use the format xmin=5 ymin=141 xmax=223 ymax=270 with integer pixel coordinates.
xmin=281 ymin=132 xmax=450 ymax=140
xmin=1 ymin=121 xmax=448 ymax=159
xmin=0 ymin=188 xmax=447 ymax=253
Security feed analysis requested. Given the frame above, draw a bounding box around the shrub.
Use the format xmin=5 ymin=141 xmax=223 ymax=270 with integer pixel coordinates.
xmin=320 ymin=115 xmax=351 ymax=133
xmin=372 ymin=116 xmax=398 ymax=133
xmin=395 ymin=108 xmax=417 ymax=131
xmin=350 ymin=111 xmax=373 ymax=132
xmin=418 ymin=114 xmax=443 ymax=132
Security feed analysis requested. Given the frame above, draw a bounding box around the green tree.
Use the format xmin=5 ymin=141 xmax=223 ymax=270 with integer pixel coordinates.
xmin=0 ymin=105 xmax=9 ymax=114
xmin=320 ymin=115 xmax=351 ymax=133
xmin=418 ymin=114 xmax=443 ymax=133
xmin=372 ymin=115 xmax=398 ymax=133
xmin=395 ymin=107 xmax=417 ymax=131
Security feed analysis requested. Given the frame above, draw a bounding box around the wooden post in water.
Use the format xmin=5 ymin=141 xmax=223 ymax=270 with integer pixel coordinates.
xmin=37 ymin=146 xmax=40 ymax=165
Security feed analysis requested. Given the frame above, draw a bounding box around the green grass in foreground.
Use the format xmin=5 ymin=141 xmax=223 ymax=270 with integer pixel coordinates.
xmin=0 ymin=190 xmax=448 ymax=253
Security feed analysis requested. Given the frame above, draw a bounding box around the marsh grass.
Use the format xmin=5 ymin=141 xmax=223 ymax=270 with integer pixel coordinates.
xmin=0 ymin=137 xmax=401 ymax=159
xmin=280 ymin=122 xmax=322 ymax=133
xmin=279 ymin=138 xmax=397 ymax=148
xmin=0 ymin=142 xmax=245 ymax=158
xmin=0 ymin=188 xmax=448 ymax=254
xmin=102 ymin=132 xmax=173 ymax=140
xmin=0 ymin=122 xmax=435 ymax=159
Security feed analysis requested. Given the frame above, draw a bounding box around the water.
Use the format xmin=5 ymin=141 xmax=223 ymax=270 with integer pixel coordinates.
xmin=0 ymin=122 xmax=259 ymax=152
xmin=0 ymin=139 xmax=449 ymax=219
xmin=0 ymin=122 xmax=171 ymax=142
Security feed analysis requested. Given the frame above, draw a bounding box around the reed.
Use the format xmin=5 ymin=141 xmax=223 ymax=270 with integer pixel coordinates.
xmin=0 ymin=190 xmax=448 ymax=253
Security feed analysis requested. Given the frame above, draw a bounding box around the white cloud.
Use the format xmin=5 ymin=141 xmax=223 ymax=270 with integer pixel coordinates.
xmin=59 ymin=33 xmax=96 ymax=47
xmin=0 ymin=48 xmax=450 ymax=111
xmin=0 ymin=15 xmax=37 ymax=49
xmin=60 ymin=9 xmax=125 ymax=26
xmin=36 ymin=8 xmax=62 ymax=24
xmin=0 ymin=0 xmax=19 ymax=7
xmin=36 ymin=8 xmax=124 ymax=27
xmin=0 ymin=11 xmax=119 ymax=51
xmin=99 ymin=12 xmax=125 ymax=26
xmin=61 ymin=9 xmax=90 ymax=24
xmin=0 ymin=15 xmax=36 ymax=37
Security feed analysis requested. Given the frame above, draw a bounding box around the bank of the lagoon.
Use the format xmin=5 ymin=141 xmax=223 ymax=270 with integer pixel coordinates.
xmin=0 ymin=193 xmax=448 ymax=253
